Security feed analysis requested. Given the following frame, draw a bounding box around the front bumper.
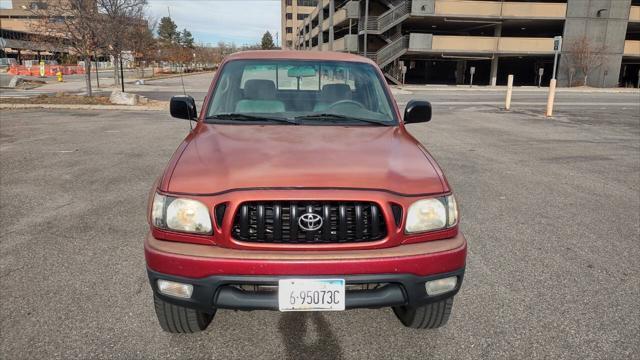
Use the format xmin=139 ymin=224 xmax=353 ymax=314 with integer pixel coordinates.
xmin=148 ymin=268 xmax=465 ymax=312
xmin=145 ymin=231 xmax=467 ymax=311
xmin=144 ymin=232 xmax=467 ymax=278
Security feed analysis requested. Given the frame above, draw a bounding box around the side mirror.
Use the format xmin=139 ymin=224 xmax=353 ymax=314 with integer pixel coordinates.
xmin=403 ymin=100 xmax=431 ymax=124
xmin=170 ymin=95 xmax=198 ymax=120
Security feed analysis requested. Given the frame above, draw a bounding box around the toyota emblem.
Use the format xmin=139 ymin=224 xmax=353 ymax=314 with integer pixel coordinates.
xmin=298 ymin=213 xmax=323 ymax=231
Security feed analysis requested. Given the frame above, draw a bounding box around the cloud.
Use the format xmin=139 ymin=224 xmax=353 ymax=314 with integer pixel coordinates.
xmin=0 ymin=0 xmax=13 ymax=10
xmin=147 ymin=0 xmax=280 ymax=45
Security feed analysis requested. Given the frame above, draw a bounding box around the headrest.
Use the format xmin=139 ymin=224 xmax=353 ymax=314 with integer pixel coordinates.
xmin=319 ymin=83 xmax=352 ymax=102
xmin=244 ymin=79 xmax=276 ymax=100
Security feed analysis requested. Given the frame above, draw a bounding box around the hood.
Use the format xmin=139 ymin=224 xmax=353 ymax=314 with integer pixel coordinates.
xmin=165 ymin=124 xmax=445 ymax=196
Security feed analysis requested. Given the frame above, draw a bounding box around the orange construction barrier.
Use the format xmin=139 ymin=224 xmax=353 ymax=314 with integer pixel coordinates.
xmin=8 ymin=64 xmax=86 ymax=76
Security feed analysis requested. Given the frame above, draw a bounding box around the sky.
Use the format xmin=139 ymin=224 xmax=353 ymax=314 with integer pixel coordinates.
xmin=146 ymin=0 xmax=281 ymax=46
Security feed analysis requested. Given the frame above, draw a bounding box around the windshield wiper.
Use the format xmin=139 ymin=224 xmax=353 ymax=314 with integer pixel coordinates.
xmin=295 ymin=113 xmax=390 ymax=126
xmin=206 ymin=113 xmax=298 ymax=125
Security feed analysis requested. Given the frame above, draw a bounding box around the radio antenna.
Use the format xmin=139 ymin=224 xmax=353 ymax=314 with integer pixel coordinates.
xmin=168 ymin=5 xmax=193 ymax=131
xmin=180 ymin=72 xmax=192 ymax=131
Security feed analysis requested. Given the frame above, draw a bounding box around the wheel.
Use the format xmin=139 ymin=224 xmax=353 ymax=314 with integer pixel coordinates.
xmin=153 ymin=293 xmax=215 ymax=333
xmin=393 ymin=297 xmax=454 ymax=329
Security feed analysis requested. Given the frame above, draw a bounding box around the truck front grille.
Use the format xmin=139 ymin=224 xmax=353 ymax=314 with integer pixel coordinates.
xmin=232 ymin=201 xmax=387 ymax=244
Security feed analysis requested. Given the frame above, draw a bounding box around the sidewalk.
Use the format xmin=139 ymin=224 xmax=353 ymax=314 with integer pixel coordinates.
xmin=19 ymin=70 xmax=213 ymax=95
xmin=0 ymin=103 xmax=166 ymax=111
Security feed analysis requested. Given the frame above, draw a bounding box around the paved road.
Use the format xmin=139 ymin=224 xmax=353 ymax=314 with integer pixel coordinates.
xmin=1 ymin=87 xmax=639 ymax=359
xmin=3 ymin=71 xmax=639 ymax=110
xmin=130 ymin=73 xmax=640 ymax=115
xmin=0 ymin=69 xmax=163 ymax=98
xmin=130 ymin=72 xmax=214 ymax=104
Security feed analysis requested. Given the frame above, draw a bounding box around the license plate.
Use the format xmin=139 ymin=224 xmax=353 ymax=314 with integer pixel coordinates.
xmin=278 ymin=279 xmax=345 ymax=311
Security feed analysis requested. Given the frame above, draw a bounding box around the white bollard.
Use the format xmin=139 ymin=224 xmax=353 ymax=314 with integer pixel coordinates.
xmin=546 ymin=79 xmax=557 ymax=117
xmin=505 ymin=74 xmax=513 ymax=110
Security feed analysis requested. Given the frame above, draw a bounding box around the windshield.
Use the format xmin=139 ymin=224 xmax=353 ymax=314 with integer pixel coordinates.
xmin=205 ymin=59 xmax=397 ymax=125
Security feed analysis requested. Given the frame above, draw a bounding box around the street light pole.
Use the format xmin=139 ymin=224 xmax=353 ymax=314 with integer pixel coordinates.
xmin=94 ymin=51 xmax=100 ymax=88
xmin=119 ymin=54 xmax=124 ymax=92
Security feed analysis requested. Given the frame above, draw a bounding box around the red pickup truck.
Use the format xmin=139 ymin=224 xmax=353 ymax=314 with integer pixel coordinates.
xmin=145 ymin=50 xmax=466 ymax=333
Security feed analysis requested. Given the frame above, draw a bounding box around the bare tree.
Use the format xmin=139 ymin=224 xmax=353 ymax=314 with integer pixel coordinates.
xmin=96 ymin=0 xmax=147 ymax=86
xmin=127 ymin=17 xmax=157 ymax=77
xmin=193 ymin=45 xmax=220 ymax=68
xmin=563 ymin=36 xmax=606 ymax=87
xmin=31 ymin=0 xmax=101 ymax=96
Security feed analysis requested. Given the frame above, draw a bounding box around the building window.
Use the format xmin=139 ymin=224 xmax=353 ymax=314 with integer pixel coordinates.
xmin=286 ymin=0 xmax=292 ymax=5
xmin=297 ymin=14 xmax=306 ymax=20
xmin=297 ymin=0 xmax=317 ymax=7
xmin=286 ymin=27 xmax=293 ymax=34
xmin=286 ymin=13 xmax=292 ymax=20
xmin=30 ymin=2 xmax=48 ymax=10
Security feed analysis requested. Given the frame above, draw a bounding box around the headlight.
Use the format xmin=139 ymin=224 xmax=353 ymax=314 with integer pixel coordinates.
xmin=405 ymin=195 xmax=458 ymax=233
xmin=447 ymin=194 xmax=458 ymax=227
xmin=151 ymin=193 xmax=212 ymax=234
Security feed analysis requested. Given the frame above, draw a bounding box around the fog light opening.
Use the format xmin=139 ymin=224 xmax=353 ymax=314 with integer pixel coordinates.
xmin=157 ymin=279 xmax=193 ymax=299
xmin=425 ymin=276 xmax=457 ymax=296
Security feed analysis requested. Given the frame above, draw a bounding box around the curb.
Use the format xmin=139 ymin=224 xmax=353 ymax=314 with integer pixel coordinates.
xmin=0 ymin=103 xmax=168 ymax=111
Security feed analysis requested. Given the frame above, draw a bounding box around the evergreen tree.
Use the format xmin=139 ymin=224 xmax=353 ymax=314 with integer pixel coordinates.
xmin=261 ymin=31 xmax=275 ymax=49
xmin=180 ymin=29 xmax=195 ymax=48
xmin=157 ymin=16 xmax=178 ymax=45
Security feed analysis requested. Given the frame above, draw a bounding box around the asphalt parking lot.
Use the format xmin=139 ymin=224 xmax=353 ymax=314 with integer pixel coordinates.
xmin=1 ymin=90 xmax=639 ymax=359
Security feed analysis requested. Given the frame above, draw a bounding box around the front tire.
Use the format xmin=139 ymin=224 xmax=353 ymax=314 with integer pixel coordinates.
xmin=393 ymin=297 xmax=454 ymax=329
xmin=153 ymin=294 xmax=215 ymax=333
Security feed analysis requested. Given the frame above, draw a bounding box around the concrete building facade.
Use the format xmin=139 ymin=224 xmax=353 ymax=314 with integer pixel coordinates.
xmin=281 ymin=0 xmax=319 ymax=49
xmin=0 ymin=0 xmax=72 ymax=63
xmin=292 ymin=0 xmax=640 ymax=87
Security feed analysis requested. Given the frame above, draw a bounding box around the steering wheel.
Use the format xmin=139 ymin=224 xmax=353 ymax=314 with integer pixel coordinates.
xmin=328 ymin=99 xmax=365 ymax=110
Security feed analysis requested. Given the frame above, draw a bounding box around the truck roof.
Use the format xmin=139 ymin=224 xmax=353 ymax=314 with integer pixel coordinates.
xmin=224 ymin=50 xmax=376 ymax=64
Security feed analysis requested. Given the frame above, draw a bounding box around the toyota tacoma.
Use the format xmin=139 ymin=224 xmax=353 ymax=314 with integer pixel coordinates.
xmin=145 ymin=51 xmax=467 ymax=333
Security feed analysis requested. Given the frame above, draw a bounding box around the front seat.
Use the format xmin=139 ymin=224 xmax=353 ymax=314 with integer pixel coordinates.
xmin=313 ymin=83 xmax=352 ymax=112
xmin=235 ymin=79 xmax=285 ymax=113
